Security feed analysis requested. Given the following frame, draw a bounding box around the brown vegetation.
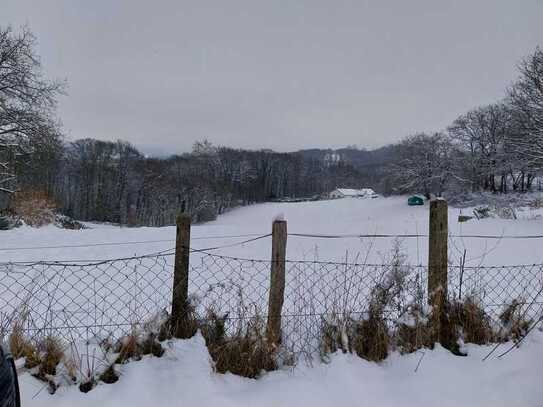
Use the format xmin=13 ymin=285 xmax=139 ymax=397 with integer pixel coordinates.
xmin=11 ymin=190 xmax=56 ymax=227
xmin=201 ymin=311 xmax=277 ymax=378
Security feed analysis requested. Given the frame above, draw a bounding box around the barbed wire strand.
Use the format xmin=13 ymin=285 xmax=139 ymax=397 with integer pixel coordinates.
xmin=288 ymin=232 xmax=543 ymax=239
xmin=6 ymin=231 xmax=543 ymax=253
xmin=0 ymin=233 xmax=269 ymax=252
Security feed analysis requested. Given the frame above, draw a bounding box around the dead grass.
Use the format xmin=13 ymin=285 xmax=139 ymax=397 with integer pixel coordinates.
xmin=319 ymin=314 xmax=350 ymax=358
xmin=352 ymin=315 xmax=389 ymax=362
xmin=115 ymin=334 xmax=140 ymax=363
xmin=37 ymin=336 xmax=65 ymax=377
xmin=395 ymin=305 xmax=433 ymax=354
xmin=349 ymin=256 xmax=408 ymax=362
xmin=115 ymin=331 xmax=165 ymax=364
xmin=498 ymin=299 xmax=531 ymax=342
xmin=450 ymin=296 xmax=494 ymax=345
xmin=201 ymin=311 xmax=277 ymax=378
xmin=9 ymin=323 xmax=39 ymax=364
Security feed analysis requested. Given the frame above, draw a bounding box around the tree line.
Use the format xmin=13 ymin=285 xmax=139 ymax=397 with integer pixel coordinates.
xmin=1 ymin=24 xmax=542 ymax=226
xmin=387 ymin=47 xmax=543 ymax=199
xmin=47 ymin=139 xmax=373 ymax=225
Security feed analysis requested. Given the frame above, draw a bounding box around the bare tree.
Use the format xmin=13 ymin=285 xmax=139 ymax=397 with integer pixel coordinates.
xmin=448 ymin=103 xmax=513 ymax=192
xmin=508 ymin=47 xmax=543 ymax=164
xmin=0 ymin=25 xmax=64 ymax=202
xmin=388 ymin=133 xmax=456 ymax=198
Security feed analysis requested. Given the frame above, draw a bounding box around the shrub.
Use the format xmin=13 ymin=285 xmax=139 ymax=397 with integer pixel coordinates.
xmin=11 ymin=190 xmax=56 ymax=227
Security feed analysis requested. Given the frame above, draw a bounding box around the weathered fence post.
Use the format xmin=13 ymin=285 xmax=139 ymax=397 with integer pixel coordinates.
xmin=428 ymin=199 xmax=448 ymax=304
xmin=428 ymin=199 xmax=450 ymax=346
xmin=267 ymin=219 xmax=287 ymax=346
xmin=171 ymin=211 xmax=192 ymax=338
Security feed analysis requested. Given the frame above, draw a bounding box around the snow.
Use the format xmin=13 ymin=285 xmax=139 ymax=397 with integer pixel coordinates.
xmin=3 ymin=195 xmax=543 ymax=267
xmin=18 ymin=330 xmax=543 ymax=407
xmin=3 ymin=196 xmax=543 ymax=406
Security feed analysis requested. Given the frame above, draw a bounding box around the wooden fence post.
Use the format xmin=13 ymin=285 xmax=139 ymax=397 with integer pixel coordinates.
xmin=267 ymin=219 xmax=287 ymax=346
xmin=172 ymin=212 xmax=192 ymax=338
xmin=428 ymin=199 xmax=448 ymax=305
xmin=428 ymin=198 xmax=451 ymax=347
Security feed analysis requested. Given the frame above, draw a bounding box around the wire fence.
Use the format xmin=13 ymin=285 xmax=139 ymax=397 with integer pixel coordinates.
xmin=1 ymin=246 xmax=542 ymax=361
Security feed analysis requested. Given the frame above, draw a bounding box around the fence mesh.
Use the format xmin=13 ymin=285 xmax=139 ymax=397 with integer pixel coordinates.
xmin=1 ymin=250 xmax=542 ymax=361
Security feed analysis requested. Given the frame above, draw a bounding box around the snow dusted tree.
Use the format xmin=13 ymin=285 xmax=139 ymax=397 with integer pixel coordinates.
xmin=508 ymin=47 xmax=543 ymax=165
xmin=448 ymin=103 xmax=513 ymax=192
xmin=389 ymin=133 xmax=456 ymax=198
xmin=0 ymin=25 xmax=64 ymax=204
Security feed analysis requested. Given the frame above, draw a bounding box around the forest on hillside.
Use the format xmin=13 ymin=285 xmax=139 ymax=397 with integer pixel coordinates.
xmin=1 ymin=25 xmax=543 ymax=226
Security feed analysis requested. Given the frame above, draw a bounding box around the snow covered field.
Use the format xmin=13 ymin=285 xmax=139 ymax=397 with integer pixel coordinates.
xmin=4 ymin=195 xmax=543 ymax=266
xmin=3 ymin=196 xmax=543 ymax=406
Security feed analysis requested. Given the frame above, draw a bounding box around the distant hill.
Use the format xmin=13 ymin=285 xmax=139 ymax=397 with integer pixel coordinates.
xmin=296 ymin=146 xmax=398 ymax=194
xmin=297 ymin=145 xmax=397 ymax=170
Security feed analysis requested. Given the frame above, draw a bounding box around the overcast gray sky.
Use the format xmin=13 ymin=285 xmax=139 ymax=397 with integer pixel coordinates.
xmin=3 ymin=1 xmax=543 ymax=155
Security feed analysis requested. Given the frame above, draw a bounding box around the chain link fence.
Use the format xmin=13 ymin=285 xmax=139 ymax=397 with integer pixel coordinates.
xmin=1 ymin=249 xmax=542 ymax=361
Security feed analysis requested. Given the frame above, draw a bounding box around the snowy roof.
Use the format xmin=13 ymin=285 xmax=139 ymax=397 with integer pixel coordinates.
xmin=334 ymin=188 xmax=376 ymax=196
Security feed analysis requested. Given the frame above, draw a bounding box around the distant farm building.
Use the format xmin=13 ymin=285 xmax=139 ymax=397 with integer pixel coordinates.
xmin=329 ymin=188 xmax=377 ymax=199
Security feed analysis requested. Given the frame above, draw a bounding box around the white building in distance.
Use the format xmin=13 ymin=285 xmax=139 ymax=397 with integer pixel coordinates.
xmin=329 ymin=188 xmax=377 ymax=199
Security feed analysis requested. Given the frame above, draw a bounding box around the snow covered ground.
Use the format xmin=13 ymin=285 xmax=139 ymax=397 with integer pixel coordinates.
xmin=3 ymin=195 xmax=543 ymax=266
xmin=19 ymin=331 xmax=543 ymax=407
xmin=3 ymin=196 xmax=543 ymax=406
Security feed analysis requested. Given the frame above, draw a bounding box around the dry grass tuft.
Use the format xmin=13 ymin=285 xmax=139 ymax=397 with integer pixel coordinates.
xmin=140 ymin=334 xmax=165 ymax=358
xmin=115 ymin=334 xmax=140 ymax=364
xmin=201 ymin=311 xmax=277 ymax=378
xmin=319 ymin=313 xmax=350 ymax=358
xmin=115 ymin=331 xmax=165 ymax=364
xmin=352 ymin=314 xmax=389 ymax=362
xmin=450 ymin=296 xmax=494 ymax=345
xmin=37 ymin=336 xmax=65 ymax=377
xmin=498 ymin=299 xmax=531 ymax=342
xmin=395 ymin=305 xmax=433 ymax=354
xmin=9 ymin=323 xmax=39 ymax=366
xmin=350 ymin=258 xmax=408 ymax=362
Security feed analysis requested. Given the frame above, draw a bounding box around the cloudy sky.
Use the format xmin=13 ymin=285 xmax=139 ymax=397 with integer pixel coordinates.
xmin=3 ymin=1 xmax=543 ymax=155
